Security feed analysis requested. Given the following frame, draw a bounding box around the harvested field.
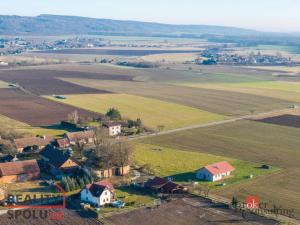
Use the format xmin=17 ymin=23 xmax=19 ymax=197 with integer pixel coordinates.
xmin=106 ymin=196 xmax=277 ymax=225
xmin=0 ymin=89 xmax=99 ymax=126
xmin=0 ymin=69 xmax=134 ymax=95
xmin=255 ymin=114 xmax=300 ymax=128
xmin=0 ymin=209 xmax=100 ymax=225
xmin=35 ymin=48 xmax=201 ymax=56
xmin=61 ymin=78 xmax=291 ymax=116
xmin=46 ymin=93 xmax=224 ymax=130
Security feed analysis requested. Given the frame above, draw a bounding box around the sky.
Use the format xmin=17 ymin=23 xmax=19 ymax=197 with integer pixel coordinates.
xmin=0 ymin=0 xmax=299 ymax=32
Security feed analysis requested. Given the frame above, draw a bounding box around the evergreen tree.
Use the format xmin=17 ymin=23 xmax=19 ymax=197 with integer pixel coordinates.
xmin=106 ymin=108 xmax=121 ymax=120
xmin=78 ymin=178 xmax=85 ymax=188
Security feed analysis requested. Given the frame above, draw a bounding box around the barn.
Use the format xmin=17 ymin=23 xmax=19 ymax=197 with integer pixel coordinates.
xmin=0 ymin=160 xmax=40 ymax=184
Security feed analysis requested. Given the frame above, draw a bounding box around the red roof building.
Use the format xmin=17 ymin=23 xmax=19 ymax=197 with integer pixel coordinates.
xmin=196 ymin=161 xmax=234 ymax=182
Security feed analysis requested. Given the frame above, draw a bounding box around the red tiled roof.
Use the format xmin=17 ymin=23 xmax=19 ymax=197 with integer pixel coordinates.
xmin=56 ymin=138 xmax=70 ymax=148
xmin=65 ymin=130 xmax=94 ymax=142
xmin=0 ymin=159 xmax=40 ymax=176
xmin=14 ymin=136 xmax=53 ymax=149
xmin=204 ymin=161 xmax=235 ymax=175
xmin=103 ymin=121 xmax=122 ymax=128
xmin=145 ymin=176 xmax=169 ymax=189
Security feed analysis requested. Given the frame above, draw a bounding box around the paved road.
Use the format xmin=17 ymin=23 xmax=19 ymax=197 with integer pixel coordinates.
xmin=129 ymin=108 xmax=296 ymax=140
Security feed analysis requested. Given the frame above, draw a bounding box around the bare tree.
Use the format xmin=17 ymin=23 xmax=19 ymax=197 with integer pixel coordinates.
xmin=68 ymin=110 xmax=79 ymax=124
xmin=114 ymin=141 xmax=133 ymax=175
xmin=157 ymin=125 xmax=165 ymax=132
xmin=92 ymin=127 xmax=116 ymax=177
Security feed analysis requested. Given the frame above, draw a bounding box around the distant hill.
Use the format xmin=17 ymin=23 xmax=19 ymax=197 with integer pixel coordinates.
xmin=0 ymin=14 xmax=261 ymax=36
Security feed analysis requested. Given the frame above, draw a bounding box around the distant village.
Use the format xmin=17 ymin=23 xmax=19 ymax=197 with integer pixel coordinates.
xmin=195 ymin=48 xmax=298 ymax=66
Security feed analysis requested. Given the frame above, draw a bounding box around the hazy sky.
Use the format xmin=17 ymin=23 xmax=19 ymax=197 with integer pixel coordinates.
xmin=1 ymin=0 xmax=299 ymax=32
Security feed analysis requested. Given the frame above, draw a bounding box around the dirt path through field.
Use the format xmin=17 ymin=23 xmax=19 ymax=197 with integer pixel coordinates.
xmin=130 ymin=107 xmax=297 ymax=140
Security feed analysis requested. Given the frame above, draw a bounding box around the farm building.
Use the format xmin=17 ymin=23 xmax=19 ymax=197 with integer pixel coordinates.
xmin=196 ymin=161 xmax=235 ymax=182
xmin=0 ymin=160 xmax=40 ymax=184
xmin=103 ymin=121 xmax=122 ymax=136
xmin=40 ymin=145 xmax=80 ymax=175
xmin=80 ymin=179 xmax=115 ymax=207
xmin=14 ymin=136 xmax=53 ymax=152
xmin=145 ymin=176 xmax=186 ymax=193
xmin=87 ymin=165 xmax=130 ymax=178
xmin=64 ymin=130 xmax=95 ymax=145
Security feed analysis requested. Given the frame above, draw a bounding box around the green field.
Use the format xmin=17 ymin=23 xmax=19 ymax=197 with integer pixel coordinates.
xmin=60 ymin=78 xmax=290 ymax=116
xmin=46 ymin=93 xmax=225 ymax=130
xmin=142 ymin=120 xmax=300 ymax=167
xmin=134 ymin=143 xmax=277 ymax=186
xmin=140 ymin=120 xmax=300 ymax=218
xmin=180 ymin=81 xmax=300 ymax=103
xmin=0 ymin=114 xmax=70 ymax=137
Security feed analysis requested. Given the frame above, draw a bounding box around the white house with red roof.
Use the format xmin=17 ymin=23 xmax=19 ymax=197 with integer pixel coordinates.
xmin=196 ymin=161 xmax=235 ymax=182
xmin=80 ymin=179 xmax=115 ymax=207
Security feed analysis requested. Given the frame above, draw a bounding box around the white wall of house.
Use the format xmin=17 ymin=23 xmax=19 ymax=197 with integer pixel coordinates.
xmin=80 ymin=188 xmax=112 ymax=207
xmin=196 ymin=168 xmax=232 ymax=182
xmin=108 ymin=125 xmax=121 ymax=136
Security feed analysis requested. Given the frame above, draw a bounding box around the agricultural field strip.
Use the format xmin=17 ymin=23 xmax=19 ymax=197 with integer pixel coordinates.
xmin=59 ymin=78 xmax=290 ymax=116
xmin=0 ymin=69 xmax=133 ymax=95
xmin=44 ymin=93 xmax=225 ymax=130
xmin=0 ymin=88 xmax=100 ymax=126
xmin=134 ymin=143 xmax=278 ymax=186
xmin=0 ymin=80 xmax=10 ymax=88
xmin=140 ymin=120 xmax=300 ymax=219
xmin=0 ymin=114 xmax=71 ymax=136
xmin=34 ymin=48 xmax=202 ymax=56
xmin=129 ymin=108 xmax=297 ymax=140
xmin=178 ymin=81 xmax=300 ymax=103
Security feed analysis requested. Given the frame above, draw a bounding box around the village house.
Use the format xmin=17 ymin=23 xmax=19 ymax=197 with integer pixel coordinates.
xmin=64 ymin=130 xmax=94 ymax=145
xmin=102 ymin=122 xmax=122 ymax=136
xmin=0 ymin=160 xmax=40 ymax=184
xmin=80 ymin=179 xmax=115 ymax=207
xmin=145 ymin=176 xmax=186 ymax=193
xmin=40 ymin=145 xmax=80 ymax=175
xmin=55 ymin=138 xmax=70 ymax=149
xmin=196 ymin=161 xmax=235 ymax=182
xmin=14 ymin=136 xmax=53 ymax=152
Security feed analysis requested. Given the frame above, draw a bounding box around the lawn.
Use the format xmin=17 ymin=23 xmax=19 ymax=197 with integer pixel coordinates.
xmin=134 ymin=143 xmax=277 ymax=187
xmin=60 ymin=78 xmax=289 ymax=116
xmin=0 ymin=114 xmax=71 ymax=137
xmin=99 ymin=186 xmax=157 ymax=215
xmin=45 ymin=93 xmax=225 ymax=130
